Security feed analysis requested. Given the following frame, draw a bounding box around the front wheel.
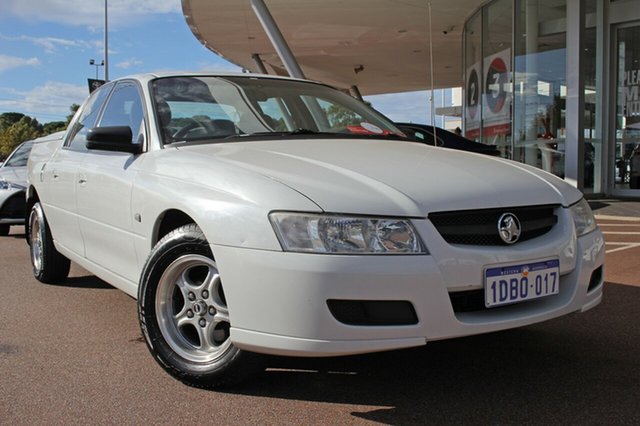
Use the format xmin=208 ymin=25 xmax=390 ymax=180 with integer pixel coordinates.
xmin=29 ymin=202 xmax=70 ymax=283
xmin=138 ymin=224 xmax=262 ymax=388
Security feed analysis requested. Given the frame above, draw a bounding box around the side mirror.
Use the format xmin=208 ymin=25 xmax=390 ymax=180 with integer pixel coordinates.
xmin=86 ymin=126 xmax=142 ymax=154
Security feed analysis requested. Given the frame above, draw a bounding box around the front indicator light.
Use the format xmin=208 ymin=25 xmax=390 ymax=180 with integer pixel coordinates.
xmin=570 ymin=198 xmax=597 ymax=237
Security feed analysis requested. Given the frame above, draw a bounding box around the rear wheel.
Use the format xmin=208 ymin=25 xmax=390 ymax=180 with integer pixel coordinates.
xmin=29 ymin=202 xmax=70 ymax=283
xmin=0 ymin=224 xmax=9 ymax=236
xmin=138 ymin=224 xmax=262 ymax=388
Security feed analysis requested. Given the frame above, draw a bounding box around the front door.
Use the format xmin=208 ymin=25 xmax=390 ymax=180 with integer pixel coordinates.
xmin=613 ymin=23 xmax=640 ymax=195
xmin=76 ymin=81 xmax=145 ymax=284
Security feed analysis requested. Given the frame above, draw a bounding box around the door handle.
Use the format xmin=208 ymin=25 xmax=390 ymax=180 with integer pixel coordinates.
xmin=78 ymin=173 xmax=87 ymax=185
xmin=52 ymin=170 xmax=60 ymax=179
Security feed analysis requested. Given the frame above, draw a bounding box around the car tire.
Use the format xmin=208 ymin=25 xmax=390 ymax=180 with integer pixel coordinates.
xmin=138 ymin=223 xmax=262 ymax=388
xmin=0 ymin=224 xmax=9 ymax=236
xmin=28 ymin=202 xmax=71 ymax=283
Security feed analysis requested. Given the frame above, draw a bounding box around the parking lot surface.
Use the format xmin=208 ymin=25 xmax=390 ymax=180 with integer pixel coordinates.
xmin=597 ymin=218 xmax=640 ymax=287
xmin=1 ymin=217 xmax=639 ymax=424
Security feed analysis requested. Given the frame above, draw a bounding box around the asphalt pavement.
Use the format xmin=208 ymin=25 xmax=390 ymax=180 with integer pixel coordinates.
xmin=590 ymin=198 xmax=640 ymax=287
xmin=589 ymin=197 xmax=640 ymax=220
xmin=1 ymin=202 xmax=640 ymax=424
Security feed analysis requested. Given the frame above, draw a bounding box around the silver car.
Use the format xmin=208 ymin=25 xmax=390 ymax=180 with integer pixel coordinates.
xmin=0 ymin=132 xmax=65 ymax=236
xmin=0 ymin=140 xmax=32 ymax=235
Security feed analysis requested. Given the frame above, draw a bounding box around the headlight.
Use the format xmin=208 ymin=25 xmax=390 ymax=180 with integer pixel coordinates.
xmin=570 ymin=198 xmax=597 ymax=236
xmin=269 ymin=212 xmax=427 ymax=254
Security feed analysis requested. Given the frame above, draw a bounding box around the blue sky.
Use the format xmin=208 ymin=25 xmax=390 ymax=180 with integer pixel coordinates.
xmin=0 ymin=0 xmax=433 ymax=124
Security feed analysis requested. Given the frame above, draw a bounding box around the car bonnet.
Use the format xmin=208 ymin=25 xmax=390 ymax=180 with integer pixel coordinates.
xmin=178 ymin=138 xmax=581 ymax=216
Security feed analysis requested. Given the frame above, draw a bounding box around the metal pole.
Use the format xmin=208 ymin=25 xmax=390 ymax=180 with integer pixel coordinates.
xmin=249 ymin=0 xmax=305 ymax=79
xmin=252 ymin=53 xmax=269 ymax=74
xmin=428 ymin=2 xmax=437 ymax=144
xmin=565 ymin=0 xmax=585 ymax=189
xmin=594 ymin=0 xmax=609 ymax=193
xmin=104 ymin=0 xmax=109 ymax=81
xmin=349 ymin=85 xmax=364 ymax=101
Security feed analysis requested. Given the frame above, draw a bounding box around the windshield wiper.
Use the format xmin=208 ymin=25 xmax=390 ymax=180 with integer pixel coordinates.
xmin=245 ymin=128 xmax=335 ymax=137
xmin=178 ymin=128 xmax=409 ymax=143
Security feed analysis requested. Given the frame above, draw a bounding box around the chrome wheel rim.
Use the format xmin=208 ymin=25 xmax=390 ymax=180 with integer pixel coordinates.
xmin=155 ymin=254 xmax=232 ymax=363
xmin=29 ymin=207 xmax=44 ymax=274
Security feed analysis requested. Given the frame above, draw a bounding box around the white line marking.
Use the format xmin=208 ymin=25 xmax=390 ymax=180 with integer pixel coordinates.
xmin=602 ymin=232 xmax=640 ymax=235
xmin=605 ymin=243 xmax=640 ymax=254
xmin=595 ymin=215 xmax=640 ymax=222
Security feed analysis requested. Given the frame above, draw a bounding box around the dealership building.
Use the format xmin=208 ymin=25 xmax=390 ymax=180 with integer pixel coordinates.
xmin=183 ymin=0 xmax=640 ymax=197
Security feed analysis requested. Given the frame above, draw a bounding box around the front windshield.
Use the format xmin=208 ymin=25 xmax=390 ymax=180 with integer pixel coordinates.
xmin=151 ymin=76 xmax=404 ymax=144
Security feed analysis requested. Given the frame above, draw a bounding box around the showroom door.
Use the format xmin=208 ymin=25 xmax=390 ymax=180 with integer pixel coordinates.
xmin=613 ymin=22 xmax=640 ymax=195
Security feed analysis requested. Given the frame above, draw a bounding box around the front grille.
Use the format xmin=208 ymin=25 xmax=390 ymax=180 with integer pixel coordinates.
xmin=429 ymin=204 xmax=558 ymax=246
xmin=0 ymin=192 xmax=26 ymax=219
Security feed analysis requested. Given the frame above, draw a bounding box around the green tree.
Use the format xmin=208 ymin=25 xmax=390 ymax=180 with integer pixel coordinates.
xmin=0 ymin=103 xmax=81 ymax=159
xmin=0 ymin=112 xmax=26 ymax=134
xmin=0 ymin=116 xmax=42 ymax=158
xmin=43 ymin=121 xmax=67 ymax=135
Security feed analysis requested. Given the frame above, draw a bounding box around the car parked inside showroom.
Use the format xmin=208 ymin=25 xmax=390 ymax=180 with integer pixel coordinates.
xmin=27 ymin=73 xmax=604 ymax=388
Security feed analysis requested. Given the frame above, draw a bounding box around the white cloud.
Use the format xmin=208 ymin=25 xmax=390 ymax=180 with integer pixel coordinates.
xmin=0 ymin=33 xmax=95 ymax=53
xmin=0 ymin=54 xmax=41 ymax=72
xmin=0 ymin=81 xmax=87 ymax=122
xmin=0 ymin=0 xmax=181 ymax=28
xmin=116 ymin=58 xmax=144 ymax=69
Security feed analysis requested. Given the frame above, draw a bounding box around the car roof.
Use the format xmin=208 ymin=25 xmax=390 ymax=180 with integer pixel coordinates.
xmin=115 ymin=72 xmax=321 ymax=86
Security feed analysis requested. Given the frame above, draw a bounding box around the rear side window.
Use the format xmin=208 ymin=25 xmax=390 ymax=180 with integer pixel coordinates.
xmin=66 ymin=84 xmax=113 ymax=151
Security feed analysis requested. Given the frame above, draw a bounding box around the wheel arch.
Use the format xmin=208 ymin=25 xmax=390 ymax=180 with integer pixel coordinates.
xmin=153 ymin=209 xmax=199 ymax=247
xmin=25 ymin=185 xmax=40 ymax=244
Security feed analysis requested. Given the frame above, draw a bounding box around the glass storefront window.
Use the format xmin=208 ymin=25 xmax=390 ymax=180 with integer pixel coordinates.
xmin=464 ymin=11 xmax=482 ymax=142
xmin=513 ymin=0 xmax=567 ymax=179
xmin=482 ymin=0 xmax=513 ymax=157
xmin=462 ymin=0 xmax=640 ymax=197
xmin=614 ymin=24 xmax=640 ymax=190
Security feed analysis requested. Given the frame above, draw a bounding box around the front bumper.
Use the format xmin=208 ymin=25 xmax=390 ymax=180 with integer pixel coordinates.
xmin=213 ymin=220 xmax=605 ymax=357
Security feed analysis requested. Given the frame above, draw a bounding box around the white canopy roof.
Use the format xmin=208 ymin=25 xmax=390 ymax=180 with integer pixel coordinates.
xmin=182 ymin=0 xmax=484 ymax=95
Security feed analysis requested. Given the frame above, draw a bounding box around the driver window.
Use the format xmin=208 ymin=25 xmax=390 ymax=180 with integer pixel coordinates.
xmin=99 ymin=82 xmax=145 ymax=144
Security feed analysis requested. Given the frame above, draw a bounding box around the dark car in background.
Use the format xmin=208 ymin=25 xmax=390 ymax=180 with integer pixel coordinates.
xmin=396 ymin=122 xmax=501 ymax=156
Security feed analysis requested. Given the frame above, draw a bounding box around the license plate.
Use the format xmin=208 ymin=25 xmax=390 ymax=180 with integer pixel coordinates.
xmin=484 ymin=259 xmax=559 ymax=308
